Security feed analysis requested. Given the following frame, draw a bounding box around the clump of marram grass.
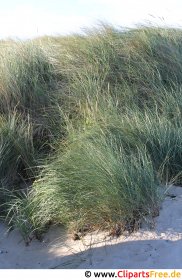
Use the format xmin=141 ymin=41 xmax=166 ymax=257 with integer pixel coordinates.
xmin=6 ymin=129 xmax=161 ymax=240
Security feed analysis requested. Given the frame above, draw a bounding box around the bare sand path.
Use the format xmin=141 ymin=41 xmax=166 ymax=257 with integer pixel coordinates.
xmin=0 ymin=185 xmax=182 ymax=269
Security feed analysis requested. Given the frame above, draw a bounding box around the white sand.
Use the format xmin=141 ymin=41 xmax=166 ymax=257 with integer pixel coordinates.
xmin=0 ymin=185 xmax=182 ymax=269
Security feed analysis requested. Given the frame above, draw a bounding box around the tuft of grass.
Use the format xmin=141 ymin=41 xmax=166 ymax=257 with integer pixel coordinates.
xmin=7 ymin=129 xmax=160 ymax=239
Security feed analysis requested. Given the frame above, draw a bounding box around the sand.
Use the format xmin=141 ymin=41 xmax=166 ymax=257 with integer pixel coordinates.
xmin=0 ymin=185 xmax=182 ymax=269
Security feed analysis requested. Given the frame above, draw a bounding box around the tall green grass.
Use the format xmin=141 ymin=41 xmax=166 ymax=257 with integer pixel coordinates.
xmin=2 ymin=25 xmax=182 ymax=239
xmin=7 ymin=129 xmax=160 ymax=238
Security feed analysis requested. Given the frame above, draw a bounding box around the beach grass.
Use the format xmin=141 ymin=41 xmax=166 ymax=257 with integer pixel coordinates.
xmin=1 ymin=25 xmax=182 ymax=239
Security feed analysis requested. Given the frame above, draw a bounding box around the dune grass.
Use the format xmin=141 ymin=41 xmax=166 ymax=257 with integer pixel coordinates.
xmin=2 ymin=25 xmax=182 ymax=240
xmin=7 ymin=129 xmax=160 ymax=239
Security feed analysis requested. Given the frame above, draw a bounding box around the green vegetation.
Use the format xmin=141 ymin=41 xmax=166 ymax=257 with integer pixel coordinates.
xmin=1 ymin=25 xmax=182 ymax=240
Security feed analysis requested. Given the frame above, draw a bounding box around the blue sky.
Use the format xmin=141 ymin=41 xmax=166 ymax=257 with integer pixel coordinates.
xmin=0 ymin=0 xmax=182 ymax=39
